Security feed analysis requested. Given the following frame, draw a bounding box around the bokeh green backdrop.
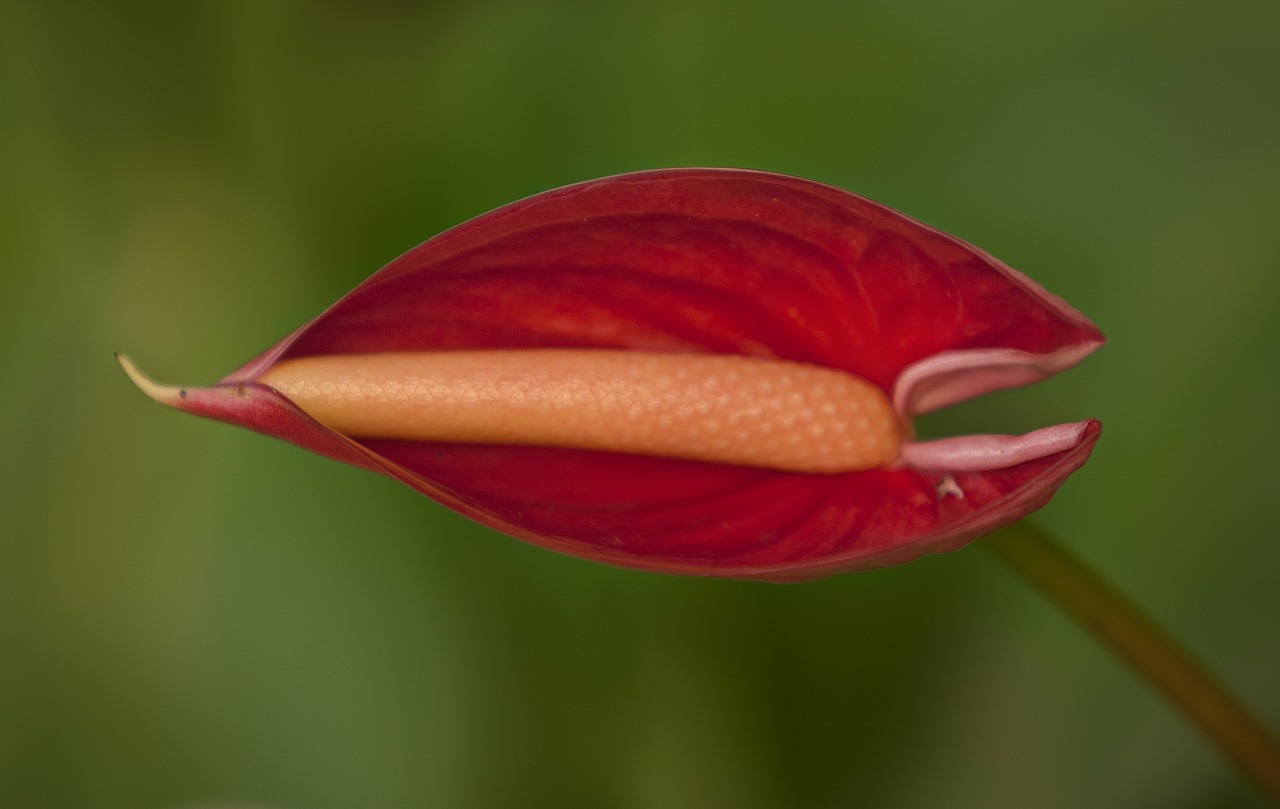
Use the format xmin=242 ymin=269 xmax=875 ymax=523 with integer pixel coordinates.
xmin=3 ymin=1 xmax=1278 ymax=807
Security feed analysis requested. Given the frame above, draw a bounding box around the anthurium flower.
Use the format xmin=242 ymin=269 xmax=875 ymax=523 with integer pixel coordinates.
xmin=120 ymin=168 xmax=1103 ymax=581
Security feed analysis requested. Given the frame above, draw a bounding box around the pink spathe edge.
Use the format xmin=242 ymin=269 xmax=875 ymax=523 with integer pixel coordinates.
xmin=893 ymin=343 xmax=1104 ymax=417
xmin=900 ymin=421 xmax=1092 ymax=472
xmin=891 ymin=341 xmax=1102 ymax=475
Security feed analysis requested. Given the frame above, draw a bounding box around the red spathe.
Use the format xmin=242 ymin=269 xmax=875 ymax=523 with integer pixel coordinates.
xmin=133 ymin=168 xmax=1104 ymax=581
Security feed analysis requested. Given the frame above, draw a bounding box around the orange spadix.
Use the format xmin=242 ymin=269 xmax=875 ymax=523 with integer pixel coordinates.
xmin=258 ymin=349 xmax=901 ymax=473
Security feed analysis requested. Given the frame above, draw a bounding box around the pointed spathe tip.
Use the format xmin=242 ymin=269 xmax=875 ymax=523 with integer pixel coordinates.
xmin=116 ymin=353 xmax=189 ymax=407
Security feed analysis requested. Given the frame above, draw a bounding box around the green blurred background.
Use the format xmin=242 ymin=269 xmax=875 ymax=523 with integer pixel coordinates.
xmin=3 ymin=1 xmax=1278 ymax=807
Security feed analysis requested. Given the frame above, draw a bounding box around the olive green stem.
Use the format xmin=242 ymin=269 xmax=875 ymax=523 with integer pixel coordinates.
xmin=986 ymin=522 xmax=1280 ymax=802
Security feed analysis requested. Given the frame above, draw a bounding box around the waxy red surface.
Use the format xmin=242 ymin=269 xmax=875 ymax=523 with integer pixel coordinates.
xmin=142 ymin=169 xmax=1104 ymax=581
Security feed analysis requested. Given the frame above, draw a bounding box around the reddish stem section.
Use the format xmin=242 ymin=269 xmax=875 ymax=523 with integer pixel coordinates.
xmin=988 ymin=523 xmax=1280 ymax=802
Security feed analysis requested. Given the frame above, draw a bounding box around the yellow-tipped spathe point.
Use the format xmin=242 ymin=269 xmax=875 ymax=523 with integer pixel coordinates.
xmin=116 ymin=353 xmax=190 ymax=408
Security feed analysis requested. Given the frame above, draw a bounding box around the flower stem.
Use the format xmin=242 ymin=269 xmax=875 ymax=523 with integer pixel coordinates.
xmin=985 ymin=521 xmax=1280 ymax=802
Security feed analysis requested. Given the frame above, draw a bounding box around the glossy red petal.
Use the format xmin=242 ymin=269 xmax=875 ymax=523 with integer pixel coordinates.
xmin=227 ymin=168 xmax=1102 ymax=386
xmin=135 ymin=169 xmax=1103 ymax=581
xmin=357 ymin=419 xmax=1100 ymax=581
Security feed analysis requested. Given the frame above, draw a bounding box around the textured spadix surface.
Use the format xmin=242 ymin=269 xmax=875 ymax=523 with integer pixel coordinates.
xmin=256 ymin=350 xmax=903 ymax=474
xmin=123 ymin=168 xmax=1103 ymax=581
